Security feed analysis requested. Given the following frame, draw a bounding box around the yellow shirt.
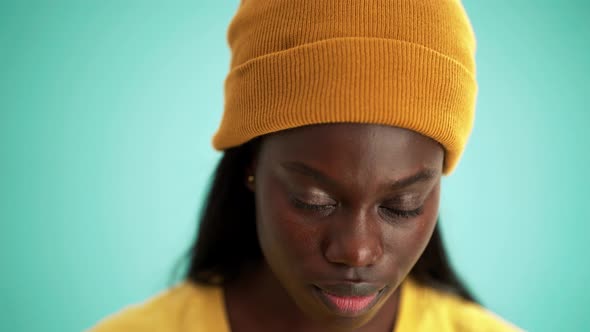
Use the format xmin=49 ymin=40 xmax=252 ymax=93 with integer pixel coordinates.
xmin=89 ymin=278 xmax=522 ymax=331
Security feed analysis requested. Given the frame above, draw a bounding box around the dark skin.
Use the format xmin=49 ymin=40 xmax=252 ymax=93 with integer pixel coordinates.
xmin=225 ymin=123 xmax=444 ymax=332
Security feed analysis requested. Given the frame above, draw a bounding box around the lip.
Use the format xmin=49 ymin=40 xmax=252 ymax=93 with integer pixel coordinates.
xmin=311 ymin=283 xmax=387 ymax=317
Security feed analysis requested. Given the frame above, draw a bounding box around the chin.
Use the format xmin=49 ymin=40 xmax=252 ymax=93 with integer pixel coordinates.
xmin=311 ymin=312 xmax=377 ymax=331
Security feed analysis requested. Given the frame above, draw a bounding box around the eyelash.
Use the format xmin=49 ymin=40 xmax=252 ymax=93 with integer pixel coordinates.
xmin=291 ymin=197 xmax=336 ymax=214
xmin=290 ymin=197 xmax=424 ymax=219
xmin=379 ymin=206 xmax=424 ymax=219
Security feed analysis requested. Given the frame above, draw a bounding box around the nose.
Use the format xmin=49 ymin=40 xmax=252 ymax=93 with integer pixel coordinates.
xmin=323 ymin=210 xmax=384 ymax=268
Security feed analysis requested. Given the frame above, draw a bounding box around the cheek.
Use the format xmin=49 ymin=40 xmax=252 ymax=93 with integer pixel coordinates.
xmin=388 ymin=183 xmax=440 ymax=272
xmin=255 ymin=176 xmax=321 ymax=275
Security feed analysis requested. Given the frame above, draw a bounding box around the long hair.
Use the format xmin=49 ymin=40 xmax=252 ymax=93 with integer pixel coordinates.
xmin=181 ymin=139 xmax=478 ymax=303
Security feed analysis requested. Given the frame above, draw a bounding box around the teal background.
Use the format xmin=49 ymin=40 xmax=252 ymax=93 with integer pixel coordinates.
xmin=1 ymin=1 xmax=588 ymax=331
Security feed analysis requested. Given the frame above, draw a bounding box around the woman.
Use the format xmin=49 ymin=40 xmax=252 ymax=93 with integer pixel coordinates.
xmin=92 ymin=0 xmax=521 ymax=331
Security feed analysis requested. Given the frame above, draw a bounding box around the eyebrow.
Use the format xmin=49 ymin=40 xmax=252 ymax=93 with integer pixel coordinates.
xmin=281 ymin=161 xmax=339 ymax=188
xmin=281 ymin=161 xmax=438 ymax=189
xmin=390 ymin=168 xmax=438 ymax=188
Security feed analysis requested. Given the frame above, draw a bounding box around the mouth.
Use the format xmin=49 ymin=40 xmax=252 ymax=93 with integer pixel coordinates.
xmin=311 ymin=283 xmax=388 ymax=317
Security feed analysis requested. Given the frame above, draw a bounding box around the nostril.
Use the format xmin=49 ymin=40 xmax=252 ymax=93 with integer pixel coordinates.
xmin=324 ymin=237 xmax=383 ymax=267
xmin=322 ymin=212 xmax=384 ymax=267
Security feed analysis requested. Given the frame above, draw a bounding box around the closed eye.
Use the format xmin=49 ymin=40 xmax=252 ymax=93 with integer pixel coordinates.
xmin=379 ymin=206 xmax=424 ymax=219
xmin=290 ymin=196 xmax=336 ymax=217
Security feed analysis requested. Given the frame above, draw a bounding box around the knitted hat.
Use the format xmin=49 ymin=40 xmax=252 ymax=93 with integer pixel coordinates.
xmin=212 ymin=0 xmax=477 ymax=175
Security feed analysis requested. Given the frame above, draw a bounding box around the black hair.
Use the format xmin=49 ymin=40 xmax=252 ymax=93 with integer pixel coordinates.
xmin=180 ymin=138 xmax=478 ymax=303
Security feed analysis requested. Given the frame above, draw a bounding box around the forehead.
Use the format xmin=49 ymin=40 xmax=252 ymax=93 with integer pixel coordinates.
xmin=258 ymin=123 xmax=444 ymax=178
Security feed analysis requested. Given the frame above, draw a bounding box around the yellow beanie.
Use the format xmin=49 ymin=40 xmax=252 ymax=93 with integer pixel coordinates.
xmin=212 ymin=0 xmax=477 ymax=175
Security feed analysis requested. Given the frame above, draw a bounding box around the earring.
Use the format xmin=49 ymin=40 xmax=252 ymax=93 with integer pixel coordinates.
xmin=247 ymin=175 xmax=255 ymax=184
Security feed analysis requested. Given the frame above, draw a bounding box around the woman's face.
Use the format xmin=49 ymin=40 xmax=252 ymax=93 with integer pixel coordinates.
xmin=250 ymin=123 xmax=443 ymax=329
